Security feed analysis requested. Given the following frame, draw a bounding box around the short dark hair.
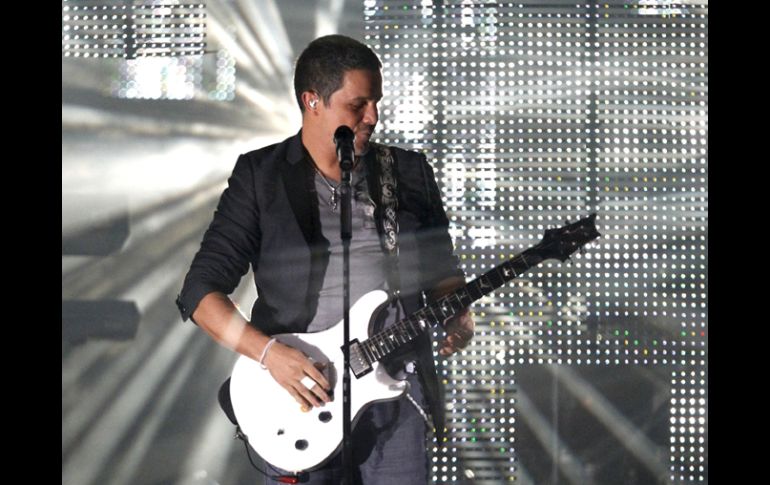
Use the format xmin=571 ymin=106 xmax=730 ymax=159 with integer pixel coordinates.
xmin=293 ymin=35 xmax=381 ymax=112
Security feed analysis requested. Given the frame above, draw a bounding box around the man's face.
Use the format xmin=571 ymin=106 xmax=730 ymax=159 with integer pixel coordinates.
xmin=319 ymin=69 xmax=382 ymax=155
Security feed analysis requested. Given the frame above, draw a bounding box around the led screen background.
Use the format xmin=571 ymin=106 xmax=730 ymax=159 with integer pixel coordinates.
xmin=364 ymin=2 xmax=707 ymax=483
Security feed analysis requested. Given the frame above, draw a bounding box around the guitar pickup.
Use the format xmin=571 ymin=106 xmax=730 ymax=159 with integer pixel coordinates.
xmin=347 ymin=339 xmax=373 ymax=379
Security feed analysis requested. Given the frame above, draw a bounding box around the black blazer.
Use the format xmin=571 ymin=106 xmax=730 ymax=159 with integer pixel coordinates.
xmin=177 ymin=130 xmax=464 ymax=437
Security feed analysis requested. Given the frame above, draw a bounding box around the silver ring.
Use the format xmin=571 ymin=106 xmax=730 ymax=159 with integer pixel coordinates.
xmin=300 ymin=376 xmax=316 ymax=389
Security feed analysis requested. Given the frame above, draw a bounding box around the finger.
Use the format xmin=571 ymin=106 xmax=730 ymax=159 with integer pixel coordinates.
xmin=297 ymin=372 xmax=329 ymax=406
xmin=309 ymin=382 xmax=331 ymax=403
xmin=286 ymin=385 xmax=313 ymax=410
xmin=440 ymin=335 xmax=468 ymax=355
xmin=306 ymin=363 xmax=332 ymax=392
xmin=439 ymin=345 xmax=456 ymax=356
xmin=294 ymin=383 xmax=323 ymax=408
xmin=445 ymin=334 xmax=463 ymax=348
xmin=300 ymin=375 xmax=316 ymax=389
xmin=451 ymin=329 xmax=473 ymax=344
xmin=299 ymin=374 xmax=330 ymax=402
xmin=438 ymin=340 xmax=455 ymax=356
xmin=453 ymin=334 xmax=470 ymax=349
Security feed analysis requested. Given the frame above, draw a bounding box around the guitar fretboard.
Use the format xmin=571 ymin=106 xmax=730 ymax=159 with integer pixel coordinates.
xmin=358 ymin=247 xmax=544 ymax=364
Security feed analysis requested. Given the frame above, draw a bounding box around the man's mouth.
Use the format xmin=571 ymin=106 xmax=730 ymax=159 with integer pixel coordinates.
xmin=358 ymin=125 xmax=375 ymax=136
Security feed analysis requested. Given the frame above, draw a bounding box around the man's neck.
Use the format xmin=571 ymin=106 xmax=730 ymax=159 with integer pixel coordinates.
xmin=301 ymin=125 xmax=340 ymax=181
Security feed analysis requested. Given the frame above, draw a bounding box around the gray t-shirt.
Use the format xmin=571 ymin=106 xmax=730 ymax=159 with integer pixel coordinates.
xmin=308 ymin=160 xmax=404 ymax=333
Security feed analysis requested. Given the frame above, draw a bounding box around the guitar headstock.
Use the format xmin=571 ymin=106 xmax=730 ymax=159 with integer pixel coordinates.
xmin=537 ymin=213 xmax=600 ymax=262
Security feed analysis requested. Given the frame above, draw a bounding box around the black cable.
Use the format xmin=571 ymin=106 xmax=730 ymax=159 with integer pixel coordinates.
xmin=235 ymin=426 xmax=306 ymax=484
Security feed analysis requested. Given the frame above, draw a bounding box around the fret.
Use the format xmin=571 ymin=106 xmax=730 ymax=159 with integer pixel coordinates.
xmin=427 ymin=303 xmax=443 ymax=322
xmin=360 ymin=340 xmax=377 ymax=363
xmin=406 ymin=318 xmax=419 ymax=337
xmin=501 ymin=265 xmax=514 ymax=281
xmin=477 ymin=275 xmax=495 ymax=296
xmin=456 ymin=287 xmax=474 ymax=307
xmin=374 ymin=333 xmax=388 ymax=355
xmin=386 ymin=328 xmax=399 ymax=347
xmin=366 ymin=340 xmax=380 ymax=361
xmin=387 ymin=330 xmax=398 ymax=349
xmin=425 ymin=305 xmax=441 ymax=324
xmin=379 ymin=333 xmax=392 ymax=353
xmin=389 ymin=323 xmax=400 ymax=343
xmin=361 ymin=341 xmax=375 ymax=363
xmin=375 ymin=337 xmax=386 ymax=358
xmin=436 ymin=298 xmax=454 ymax=320
xmin=371 ymin=339 xmax=383 ymax=361
xmin=519 ymin=252 xmax=530 ymax=271
xmin=449 ymin=293 xmax=465 ymax=313
xmin=488 ymin=268 xmax=506 ymax=288
xmin=467 ymin=282 xmax=484 ymax=300
xmin=407 ymin=309 xmax=427 ymax=330
xmin=392 ymin=324 xmax=403 ymax=343
xmin=511 ymin=252 xmax=538 ymax=275
xmin=440 ymin=299 xmax=456 ymax=318
xmin=396 ymin=323 xmax=410 ymax=343
xmin=409 ymin=316 xmax=423 ymax=335
xmin=406 ymin=321 xmax=416 ymax=340
xmin=499 ymin=261 xmax=518 ymax=281
xmin=415 ymin=316 xmax=430 ymax=332
xmin=412 ymin=309 xmax=427 ymax=325
xmin=398 ymin=320 xmax=411 ymax=339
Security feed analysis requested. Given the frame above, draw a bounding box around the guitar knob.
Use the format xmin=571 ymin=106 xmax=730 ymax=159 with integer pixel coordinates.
xmin=318 ymin=411 xmax=332 ymax=423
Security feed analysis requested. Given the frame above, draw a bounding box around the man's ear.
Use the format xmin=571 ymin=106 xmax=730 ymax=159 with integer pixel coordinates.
xmin=301 ymin=91 xmax=320 ymax=112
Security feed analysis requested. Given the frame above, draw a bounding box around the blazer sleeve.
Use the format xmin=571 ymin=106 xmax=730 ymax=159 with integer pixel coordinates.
xmin=176 ymin=154 xmax=261 ymax=322
xmin=415 ymin=154 xmax=465 ymax=292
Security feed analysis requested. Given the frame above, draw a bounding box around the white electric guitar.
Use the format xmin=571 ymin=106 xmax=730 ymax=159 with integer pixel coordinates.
xmin=229 ymin=214 xmax=599 ymax=472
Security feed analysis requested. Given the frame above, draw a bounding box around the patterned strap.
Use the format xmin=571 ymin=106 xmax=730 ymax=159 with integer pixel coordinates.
xmin=373 ymin=143 xmax=401 ymax=294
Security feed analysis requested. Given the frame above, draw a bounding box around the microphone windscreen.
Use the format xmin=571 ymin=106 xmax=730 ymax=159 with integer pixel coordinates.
xmin=334 ymin=125 xmax=355 ymax=144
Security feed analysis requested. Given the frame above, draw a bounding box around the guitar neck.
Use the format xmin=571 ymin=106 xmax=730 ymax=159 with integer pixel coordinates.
xmin=357 ymin=247 xmax=544 ymax=364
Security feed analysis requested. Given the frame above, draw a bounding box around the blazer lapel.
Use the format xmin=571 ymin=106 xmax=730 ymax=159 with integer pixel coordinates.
xmin=281 ymin=131 xmax=320 ymax=247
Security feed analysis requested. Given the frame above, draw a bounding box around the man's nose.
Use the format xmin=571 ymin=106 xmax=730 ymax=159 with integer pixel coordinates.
xmin=363 ymin=103 xmax=378 ymax=126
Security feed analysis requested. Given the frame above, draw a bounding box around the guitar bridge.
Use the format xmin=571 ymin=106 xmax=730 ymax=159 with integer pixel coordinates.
xmin=348 ymin=339 xmax=373 ymax=378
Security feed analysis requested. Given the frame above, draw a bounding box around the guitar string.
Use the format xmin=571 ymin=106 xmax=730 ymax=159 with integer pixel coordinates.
xmin=360 ymin=229 xmax=595 ymax=358
xmin=361 ymin=229 xmax=590 ymax=355
xmin=361 ymin=252 xmax=532 ymax=360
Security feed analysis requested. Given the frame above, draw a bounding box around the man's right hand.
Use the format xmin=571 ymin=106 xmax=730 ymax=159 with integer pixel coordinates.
xmin=262 ymin=341 xmax=332 ymax=411
xmin=190 ymin=292 xmax=332 ymax=410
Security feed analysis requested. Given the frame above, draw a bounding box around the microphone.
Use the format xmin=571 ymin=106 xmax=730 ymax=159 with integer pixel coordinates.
xmin=333 ymin=125 xmax=355 ymax=171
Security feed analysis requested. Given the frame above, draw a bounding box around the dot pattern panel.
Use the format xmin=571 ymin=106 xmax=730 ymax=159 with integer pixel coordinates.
xmin=62 ymin=0 xmax=206 ymax=59
xmin=364 ymin=1 xmax=707 ymax=483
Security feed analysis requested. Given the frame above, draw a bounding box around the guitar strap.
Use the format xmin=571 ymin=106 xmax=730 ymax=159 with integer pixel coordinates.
xmin=371 ymin=143 xmax=400 ymax=293
xmin=370 ymin=143 xmax=447 ymax=444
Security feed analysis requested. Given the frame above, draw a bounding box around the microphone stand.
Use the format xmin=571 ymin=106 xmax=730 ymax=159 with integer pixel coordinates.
xmin=337 ymin=131 xmax=355 ymax=485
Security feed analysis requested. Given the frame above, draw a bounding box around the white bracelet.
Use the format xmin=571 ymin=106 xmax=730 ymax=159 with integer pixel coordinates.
xmin=259 ymin=338 xmax=277 ymax=369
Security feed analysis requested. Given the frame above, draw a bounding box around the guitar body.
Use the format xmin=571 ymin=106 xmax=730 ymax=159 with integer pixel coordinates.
xmin=229 ymin=289 xmax=408 ymax=473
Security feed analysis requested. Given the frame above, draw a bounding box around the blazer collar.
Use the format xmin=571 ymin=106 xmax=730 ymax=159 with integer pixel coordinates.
xmin=286 ymin=129 xmax=305 ymax=165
